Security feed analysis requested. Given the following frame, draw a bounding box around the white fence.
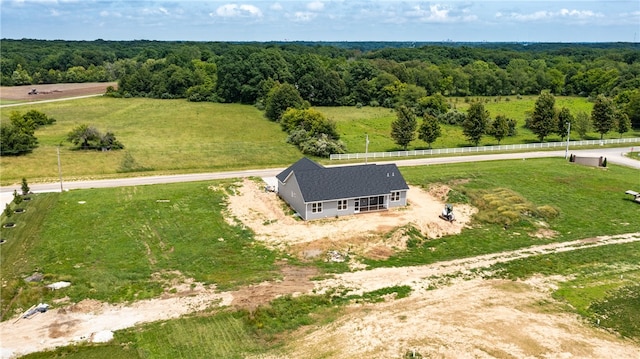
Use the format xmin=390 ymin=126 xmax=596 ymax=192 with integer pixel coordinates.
xmin=329 ymin=137 xmax=640 ymax=160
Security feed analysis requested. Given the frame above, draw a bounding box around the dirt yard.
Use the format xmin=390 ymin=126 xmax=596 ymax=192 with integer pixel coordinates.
xmin=225 ymin=178 xmax=477 ymax=262
xmin=1 ymin=179 xmax=639 ymax=358
xmin=0 ymin=82 xmax=116 ymax=102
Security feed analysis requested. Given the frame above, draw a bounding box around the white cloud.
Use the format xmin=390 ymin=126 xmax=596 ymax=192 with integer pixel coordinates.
xmin=292 ymin=11 xmax=316 ymax=22
xmin=307 ymin=1 xmax=324 ymax=12
xmin=403 ymin=3 xmax=475 ymax=23
xmin=214 ymin=4 xmax=263 ymax=18
xmin=158 ymin=7 xmax=169 ymax=16
xmin=270 ymin=2 xmax=282 ymax=11
xmin=495 ymin=8 xmax=603 ymax=21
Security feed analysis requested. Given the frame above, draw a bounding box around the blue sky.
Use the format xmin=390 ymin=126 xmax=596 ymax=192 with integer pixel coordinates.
xmin=1 ymin=1 xmax=638 ymax=42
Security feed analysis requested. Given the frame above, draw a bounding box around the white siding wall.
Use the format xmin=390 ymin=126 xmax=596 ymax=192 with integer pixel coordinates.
xmin=277 ymin=174 xmax=307 ymax=219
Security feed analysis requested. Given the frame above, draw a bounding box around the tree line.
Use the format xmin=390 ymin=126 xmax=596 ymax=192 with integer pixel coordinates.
xmin=389 ymin=91 xmax=633 ymax=151
xmin=2 ymin=40 xmax=638 ymax=104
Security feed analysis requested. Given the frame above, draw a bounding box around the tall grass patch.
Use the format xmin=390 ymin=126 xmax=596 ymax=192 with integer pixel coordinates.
xmin=469 ymin=188 xmax=559 ymax=227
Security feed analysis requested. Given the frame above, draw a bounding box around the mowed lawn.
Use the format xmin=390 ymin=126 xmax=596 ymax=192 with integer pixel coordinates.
xmin=1 ymin=97 xmax=302 ymax=184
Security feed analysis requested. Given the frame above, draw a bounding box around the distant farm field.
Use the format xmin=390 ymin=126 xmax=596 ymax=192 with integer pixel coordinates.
xmin=0 ymin=82 xmax=116 ymax=103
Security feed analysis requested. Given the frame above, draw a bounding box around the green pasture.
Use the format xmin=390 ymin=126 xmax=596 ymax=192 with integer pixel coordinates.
xmin=0 ymin=97 xmax=302 ymax=185
xmin=368 ymin=158 xmax=640 ymax=268
xmin=3 ymin=96 xmax=639 ymax=185
xmin=320 ymin=95 xmax=637 ymax=152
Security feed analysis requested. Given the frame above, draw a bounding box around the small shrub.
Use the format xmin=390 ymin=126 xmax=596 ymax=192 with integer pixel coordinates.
xmin=118 ymin=152 xmax=152 ymax=173
xmin=13 ymin=190 xmax=22 ymax=205
xmin=438 ymin=110 xmax=466 ymax=125
xmin=446 ymin=189 xmax=469 ymax=203
xmin=536 ymin=205 xmax=559 ymax=220
xmin=4 ymin=203 xmax=12 ymax=218
xmin=21 ymin=178 xmax=30 ymax=195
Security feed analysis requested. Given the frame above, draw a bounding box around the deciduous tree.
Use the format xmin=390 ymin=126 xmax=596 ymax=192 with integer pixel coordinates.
xmin=391 ymin=105 xmax=417 ymax=150
xmin=488 ymin=115 xmax=510 ymax=144
xmin=264 ymin=83 xmax=306 ymax=121
xmin=67 ymin=124 xmax=101 ymax=149
xmin=555 ymin=107 xmax=573 ymax=141
xmin=591 ymin=94 xmax=615 ymax=140
xmin=418 ymin=114 xmax=441 ymax=149
xmin=614 ymin=111 xmax=631 ymax=138
xmin=0 ymin=123 xmax=37 ymax=156
xmin=462 ymin=102 xmax=489 ymax=146
xmin=530 ymin=91 xmax=556 ymax=142
xmin=574 ymin=111 xmax=591 ymax=139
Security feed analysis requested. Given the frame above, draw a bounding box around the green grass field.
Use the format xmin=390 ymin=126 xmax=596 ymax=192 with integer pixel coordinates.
xmin=1 ymin=98 xmax=302 ymax=185
xmin=0 ymin=180 xmax=281 ymax=321
xmin=3 ymin=96 xmax=639 ymax=185
xmin=6 ymin=158 xmax=637 ymax=319
xmin=321 ymin=95 xmax=638 ymax=151
xmin=3 ymin=96 xmax=640 ymax=357
xmin=365 ymin=158 xmax=640 ymax=268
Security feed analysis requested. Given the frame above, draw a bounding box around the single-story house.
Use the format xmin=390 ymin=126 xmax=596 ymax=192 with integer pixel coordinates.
xmin=276 ymin=157 xmax=409 ymax=220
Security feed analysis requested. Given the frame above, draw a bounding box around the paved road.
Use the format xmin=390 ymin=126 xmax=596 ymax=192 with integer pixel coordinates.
xmin=1 ymin=147 xmax=637 ymax=199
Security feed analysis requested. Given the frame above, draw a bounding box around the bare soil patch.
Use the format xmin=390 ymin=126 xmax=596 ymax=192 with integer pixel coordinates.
xmin=0 ymin=82 xmax=116 ymax=102
xmin=1 ymin=234 xmax=639 ymax=358
xmin=225 ymin=179 xmax=476 ymax=260
xmin=230 ymin=264 xmax=319 ymax=311
xmin=271 ymin=278 xmax=639 ymax=359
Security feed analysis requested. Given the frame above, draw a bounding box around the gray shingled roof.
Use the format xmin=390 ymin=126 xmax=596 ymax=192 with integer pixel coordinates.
xmin=276 ymin=157 xmax=324 ymax=182
xmin=278 ymin=158 xmax=409 ymax=202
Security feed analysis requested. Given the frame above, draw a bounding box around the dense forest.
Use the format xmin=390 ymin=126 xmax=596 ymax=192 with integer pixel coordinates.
xmin=2 ymin=39 xmax=639 ymax=127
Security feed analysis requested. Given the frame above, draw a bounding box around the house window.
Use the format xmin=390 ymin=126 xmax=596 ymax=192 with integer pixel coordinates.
xmin=312 ymin=202 xmax=323 ymax=213
xmin=391 ymin=191 xmax=400 ymax=201
xmin=337 ymin=200 xmax=347 ymax=210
